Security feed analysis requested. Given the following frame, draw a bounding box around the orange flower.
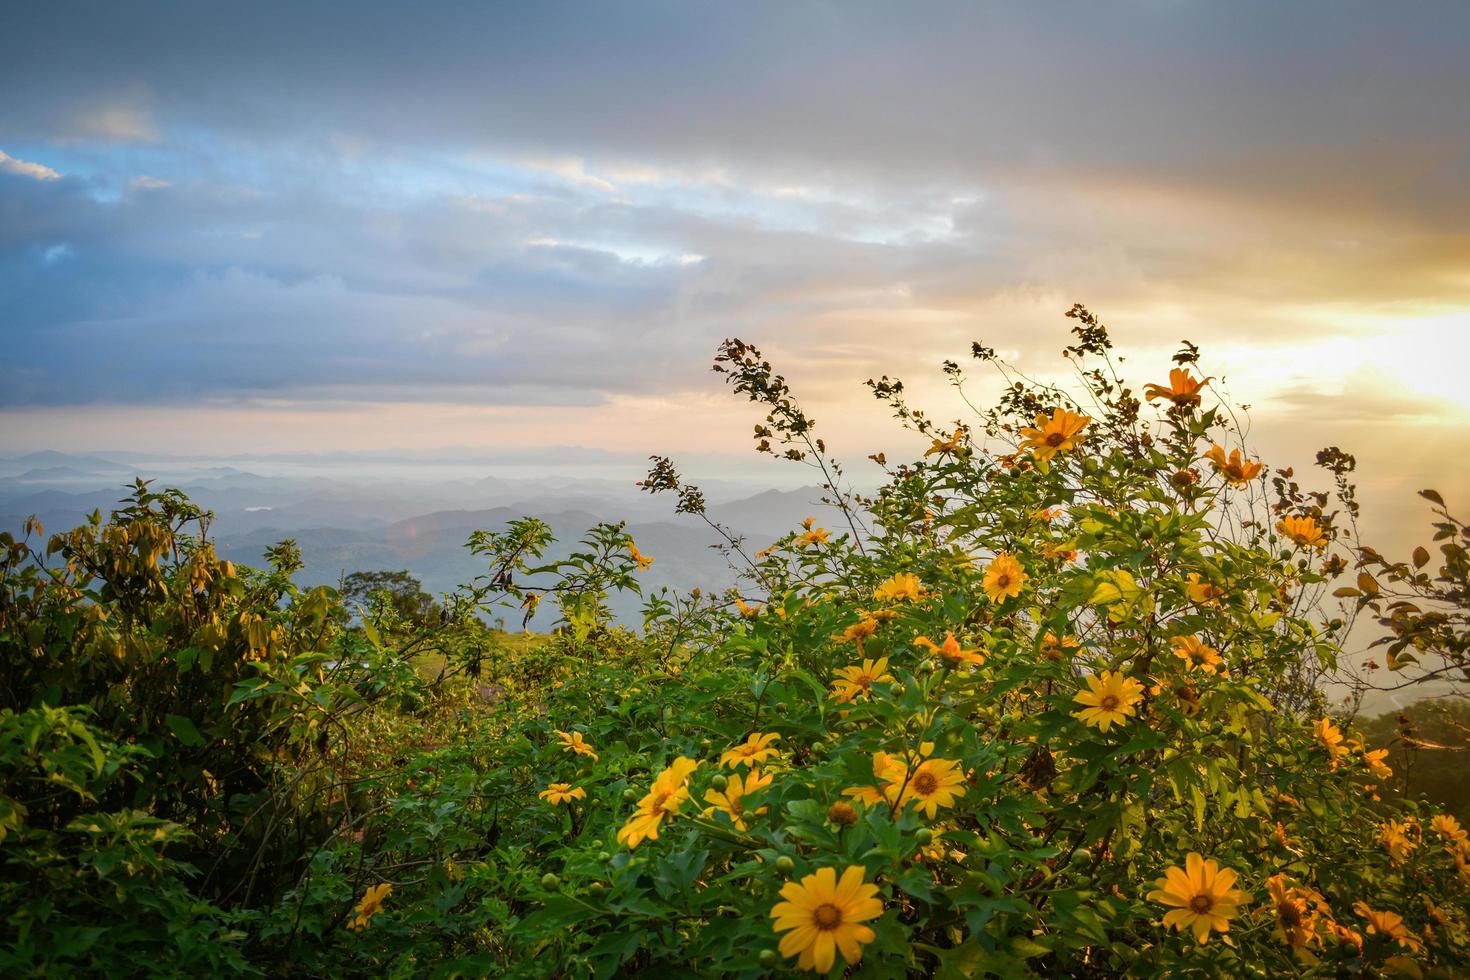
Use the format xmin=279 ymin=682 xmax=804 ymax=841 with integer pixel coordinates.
xmin=553 ymin=729 xmax=600 ymax=762
xmin=628 ymin=542 xmax=655 ymax=570
xmin=1362 ymin=747 xmax=1393 ymax=781
xmin=924 ymin=427 xmax=969 ymax=458
xmin=538 ymin=783 xmax=587 ymax=805
xmin=1278 ymin=516 xmax=1328 ymax=549
xmin=873 ymin=572 xmax=924 ymax=603
xmin=1265 ymin=875 xmax=1318 ymax=951
xmin=982 ymin=553 xmax=1027 ymax=603
xmin=1378 ymin=819 xmax=1418 ymax=865
xmin=914 ymin=631 xmax=985 ymax=666
xmin=1204 ymin=445 xmax=1264 ymax=486
xmin=1148 ymin=854 xmax=1248 ymax=944
xmin=1040 ymin=631 xmax=1081 ymax=661
xmin=1073 ymin=671 xmax=1146 ymax=732
xmin=1144 ymin=368 xmax=1211 ymax=408
xmin=1018 ymin=408 xmax=1090 ymax=462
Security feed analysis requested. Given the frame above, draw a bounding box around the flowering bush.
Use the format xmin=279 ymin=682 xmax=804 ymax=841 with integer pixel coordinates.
xmin=2 ymin=307 xmax=1465 ymax=976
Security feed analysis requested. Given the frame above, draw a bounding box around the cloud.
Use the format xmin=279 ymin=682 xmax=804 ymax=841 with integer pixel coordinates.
xmin=0 ymin=149 xmax=60 ymax=181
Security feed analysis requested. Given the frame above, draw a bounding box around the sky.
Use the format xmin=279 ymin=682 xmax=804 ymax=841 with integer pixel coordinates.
xmin=1 ymin=1 xmax=1468 ymax=546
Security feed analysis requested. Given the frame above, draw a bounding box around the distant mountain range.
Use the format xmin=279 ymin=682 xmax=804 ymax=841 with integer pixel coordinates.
xmin=0 ymin=451 xmax=846 ymax=625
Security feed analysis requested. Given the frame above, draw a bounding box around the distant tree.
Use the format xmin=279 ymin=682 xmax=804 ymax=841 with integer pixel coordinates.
xmin=1359 ymin=698 xmax=1470 ymax=820
xmin=340 ymin=569 xmax=439 ymax=627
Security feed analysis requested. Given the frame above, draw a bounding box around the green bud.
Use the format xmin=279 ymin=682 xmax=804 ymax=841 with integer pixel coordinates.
xmin=775 ymin=702 xmax=788 ymax=714
xmin=774 ymin=856 xmax=795 ymax=874
xmin=1069 ymin=847 xmax=1092 ymax=869
xmin=914 ymin=828 xmax=934 ymax=846
xmin=540 ymin=873 xmax=560 ymax=891
xmin=758 ymin=949 xmax=778 ymax=968
xmin=710 ymin=773 xmax=729 ymax=792
xmin=586 ymin=881 xmax=606 ymax=896
xmin=597 ymin=851 xmax=612 ymax=863
xmin=622 ymin=787 xmax=638 ymax=803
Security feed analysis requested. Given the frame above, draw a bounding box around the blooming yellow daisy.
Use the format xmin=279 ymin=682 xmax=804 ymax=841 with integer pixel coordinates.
xmin=831 ymin=657 xmax=895 ymax=704
xmin=628 ymin=542 xmax=654 ymax=570
xmin=798 ymin=527 xmax=830 ymax=547
xmin=1378 ymin=819 xmax=1418 ymax=865
xmin=1018 ymin=408 xmax=1091 ymax=462
xmin=616 ymin=756 xmax=699 ymax=849
xmin=888 ymin=756 xmax=967 ymax=819
xmin=1362 ymin=747 xmax=1393 ymax=781
xmin=1143 ymin=367 xmax=1211 ymax=408
xmin=1265 ymin=875 xmax=1318 ymax=951
xmin=1313 ymin=718 xmax=1346 ymax=768
xmin=1147 ymin=854 xmax=1248 ymax=944
xmin=982 ymin=553 xmax=1027 ymax=603
xmin=1072 ymin=671 xmax=1145 ymax=732
xmin=552 ymin=729 xmax=599 ymax=762
xmin=1355 ymin=902 xmax=1425 ymax=953
xmin=1170 ymin=635 xmax=1223 ymax=674
xmin=873 ymin=572 xmax=924 ymax=603
xmin=721 ymin=732 xmax=782 ymax=769
xmin=348 ymin=882 xmax=393 ymax=931
xmin=1203 ymin=444 xmax=1263 ymax=486
xmin=770 ymin=865 xmax=884 ymax=973
xmin=924 ymin=428 xmax=968 ymax=458
xmin=702 ymin=768 xmax=773 ymax=830
xmin=1277 ymin=515 xmax=1328 ymax=549
xmin=1185 ymin=572 xmax=1225 ymax=606
xmin=1431 ymin=813 xmax=1467 ymax=851
xmin=538 ymin=783 xmax=586 ymax=805
xmin=914 ymin=631 xmax=985 ymax=666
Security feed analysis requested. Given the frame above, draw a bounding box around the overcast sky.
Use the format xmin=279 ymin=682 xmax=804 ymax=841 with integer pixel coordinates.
xmin=1 ymin=1 xmax=1467 ymax=543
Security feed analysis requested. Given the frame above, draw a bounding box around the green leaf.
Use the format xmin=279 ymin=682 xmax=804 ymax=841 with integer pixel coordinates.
xmin=165 ymin=714 xmax=205 ymax=747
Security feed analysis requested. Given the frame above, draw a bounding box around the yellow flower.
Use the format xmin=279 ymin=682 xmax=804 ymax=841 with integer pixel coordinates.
xmin=1313 ymin=719 xmax=1346 ymax=768
xmin=628 ymin=542 xmax=654 ymax=570
xmin=842 ymin=751 xmax=908 ymax=807
xmin=348 ymin=882 xmax=393 ymax=931
xmin=924 ymin=427 xmax=969 ymax=458
xmin=721 ymin=732 xmax=782 ymax=769
xmin=1018 ymin=408 xmax=1090 ymax=462
xmin=703 ymin=768 xmax=773 ymax=830
xmin=770 ymin=866 xmax=884 ymax=973
xmin=873 ymin=572 xmax=924 ymax=603
xmin=982 ymin=553 xmax=1027 ymax=603
xmin=1431 ymin=814 xmax=1468 ymax=852
xmin=538 ymin=783 xmax=586 ymax=805
xmin=1362 ymin=747 xmax=1393 ymax=781
xmin=520 ymin=592 xmax=541 ymax=613
xmin=826 ymin=801 xmax=859 ymax=826
xmin=1040 ymin=631 xmax=1080 ymax=661
xmin=616 ymin=757 xmax=700 ymax=849
xmin=1277 ymin=515 xmax=1328 ymax=549
xmin=1355 ymin=902 xmax=1425 ymax=953
xmin=1072 ymin=671 xmax=1145 ymax=732
xmin=1204 ymin=445 xmax=1264 ymax=486
xmin=798 ymin=527 xmax=830 ymax=547
xmin=553 ymin=729 xmax=600 ymax=762
xmin=836 ymin=617 xmax=879 ymax=645
xmin=1170 ymin=635 xmax=1223 ymax=674
xmin=914 ymin=631 xmax=985 ymax=666
xmin=1147 ymin=854 xmax=1248 ymax=944
xmin=1378 ymin=819 xmax=1418 ymax=865
xmin=1265 ymin=875 xmax=1318 ymax=951
xmin=831 ymin=658 xmax=895 ymax=703
xmin=1143 ymin=367 xmax=1211 ymax=408
xmin=886 ymin=757 xmax=967 ymax=819
xmin=1185 ymin=572 xmax=1225 ymax=606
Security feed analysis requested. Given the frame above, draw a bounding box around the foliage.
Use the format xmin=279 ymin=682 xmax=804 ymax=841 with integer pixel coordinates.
xmin=1 ymin=308 xmax=1467 ymax=977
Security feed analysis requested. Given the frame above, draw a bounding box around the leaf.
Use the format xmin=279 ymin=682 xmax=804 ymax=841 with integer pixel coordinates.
xmin=1331 ymin=587 xmax=1361 ymax=598
xmin=1419 ymin=488 xmax=1444 ymax=506
xmin=1412 ymin=546 xmax=1430 ymax=568
xmin=1356 ymin=572 xmax=1380 ymax=594
xmin=164 ymin=714 xmax=205 ymax=748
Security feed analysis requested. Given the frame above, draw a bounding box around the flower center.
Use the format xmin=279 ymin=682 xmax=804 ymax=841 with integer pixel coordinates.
xmin=1279 ymin=903 xmax=1302 ymax=927
xmin=1099 ymin=694 xmax=1120 ymax=712
xmin=813 ymin=903 xmax=843 ymax=930
xmin=912 ymin=771 xmax=939 ymax=795
xmin=727 ymin=798 xmax=743 ymax=816
xmin=1045 ymin=432 xmax=1066 ymax=446
xmin=650 ymin=790 xmax=674 ymax=814
xmin=995 ymin=574 xmax=1011 ymax=588
xmin=1189 ymin=895 xmax=1214 ymax=914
